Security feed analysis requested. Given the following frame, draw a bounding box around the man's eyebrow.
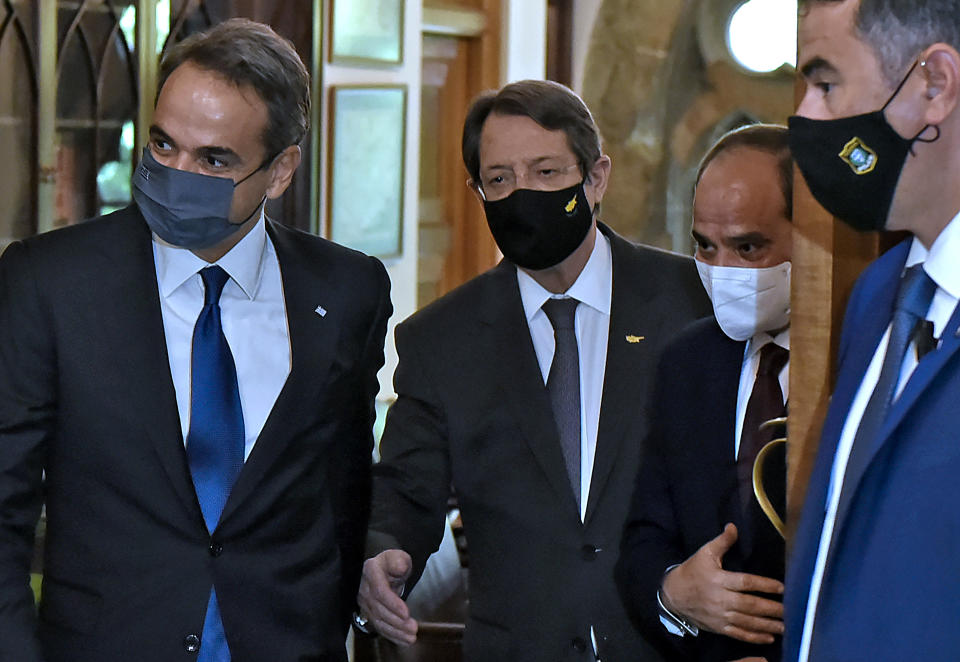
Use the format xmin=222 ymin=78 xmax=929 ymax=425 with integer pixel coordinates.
xmin=724 ymin=231 xmax=771 ymax=246
xmin=148 ymin=125 xmax=173 ymax=143
xmin=198 ymin=146 xmax=241 ymax=161
xmin=800 ymin=56 xmax=837 ymax=79
xmin=691 ymin=229 xmax=712 ymax=245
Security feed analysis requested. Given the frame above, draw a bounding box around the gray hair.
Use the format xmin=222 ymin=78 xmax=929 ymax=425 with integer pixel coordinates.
xmin=801 ymin=0 xmax=960 ymax=85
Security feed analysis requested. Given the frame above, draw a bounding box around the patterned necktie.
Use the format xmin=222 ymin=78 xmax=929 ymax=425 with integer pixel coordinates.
xmin=834 ymin=264 xmax=936 ymax=524
xmin=186 ymin=266 xmax=244 ymax=662
xmin=543 ymin=298 xmax=582 ymax=510
xmin=738 ymin=342 xmax=789 ymax=516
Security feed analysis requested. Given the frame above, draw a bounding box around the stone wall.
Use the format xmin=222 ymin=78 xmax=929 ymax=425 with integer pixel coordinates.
xmin=581 ymin=0 xmax=795 ymax=252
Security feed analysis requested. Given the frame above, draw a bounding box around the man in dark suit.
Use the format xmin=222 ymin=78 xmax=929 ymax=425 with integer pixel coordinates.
xmin=617 ymin=124 xmax=793 ymax=662
xmin=355 ymin=80 xmax=711 ymax=662
xmin=0 ymin=19 xmax=391 ymax=662
xmin=784 ymin=1 xmax=960 ymax=660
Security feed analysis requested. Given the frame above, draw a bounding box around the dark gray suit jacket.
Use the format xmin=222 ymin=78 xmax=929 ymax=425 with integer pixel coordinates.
xmin=0 ymin=206 xmax=391 ymax=662
xmin=368 ymin=223 xmax=711 ymax=662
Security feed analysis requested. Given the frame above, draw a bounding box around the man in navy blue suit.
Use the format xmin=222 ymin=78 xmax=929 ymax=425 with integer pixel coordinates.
xmin=786 ymin=1 xmax=960 ymax=660
xmin=617 ymin=124 xmax=793 ymax=662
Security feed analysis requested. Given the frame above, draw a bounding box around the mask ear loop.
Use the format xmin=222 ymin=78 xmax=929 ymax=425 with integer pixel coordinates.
xmin=880 ymin=60 xmax=920 ymax=113
xmin=909 ymin=123 xmax=941 ymax=155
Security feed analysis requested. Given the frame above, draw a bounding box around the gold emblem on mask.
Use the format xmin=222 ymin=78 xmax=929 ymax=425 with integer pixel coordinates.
xmin=565 ymin=195 xmax=578 ymax=214
xmin=839 ymin=137 xmax=878 ymax=175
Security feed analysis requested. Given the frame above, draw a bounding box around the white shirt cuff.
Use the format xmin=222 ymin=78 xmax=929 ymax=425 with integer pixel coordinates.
xmin=658 ymin=565 xmax=699 ymax=637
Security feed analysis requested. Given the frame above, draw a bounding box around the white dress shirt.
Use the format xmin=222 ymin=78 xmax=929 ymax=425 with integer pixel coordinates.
xmin=516 ymin=231 xmax=612 ymax=522
xmin=798 ymin=211 xmax=960 ymax=662
xmin=153 ymin=214 xmax=291 ymax=461
xmin=660 ymin=327 xmax=790 ymax=637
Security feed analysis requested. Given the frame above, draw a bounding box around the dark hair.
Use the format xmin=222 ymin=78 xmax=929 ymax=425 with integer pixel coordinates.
xmin=461 ymin=79 xmax=602 ymax=184
xmin=800 ymin=0 xmax=960 ymax=85
xmin=157 ymin=18 xmax=310 ymax=160
xmin=695 ymin=123 xmax=793 ymax=221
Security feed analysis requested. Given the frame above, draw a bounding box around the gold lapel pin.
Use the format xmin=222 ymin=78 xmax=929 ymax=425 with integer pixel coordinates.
xmin=625 ymin=335 xmax=645 ymax=344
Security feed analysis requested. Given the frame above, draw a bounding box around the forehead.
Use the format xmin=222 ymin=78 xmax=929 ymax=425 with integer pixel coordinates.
xmin=694 ymin=147 xmax=788 ymax=233
xmin=798 ymin=1 xmax=880 ymax=76
xmin=478 ymin=113 xmax=574 ymax=169
xmin=153 ymin=61 xmax=269 ymax=156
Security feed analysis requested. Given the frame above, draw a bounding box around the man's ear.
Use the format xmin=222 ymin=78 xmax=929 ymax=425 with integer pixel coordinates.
xmin=920 ymin=44 xmax=960 ymax=126
xmin=584 ymin=155 xmax=612 ymax=204
xmin=265 ymin=145 xmax=302 ymax=199
xmin=466 ymin=177 xmax=485 ymax=204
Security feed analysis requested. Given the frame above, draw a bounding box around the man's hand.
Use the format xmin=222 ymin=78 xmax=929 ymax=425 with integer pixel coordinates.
xmin=357 ymin=549 xmax=418 ymax=646
xmin=661 ymin=523 xmax=784 ymax=645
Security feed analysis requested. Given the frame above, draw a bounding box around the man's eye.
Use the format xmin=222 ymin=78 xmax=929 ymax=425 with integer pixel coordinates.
xmin=207 ymin=156 xmax=227 ymax=169
xmin=815 ymin=81 xmax=833 ymax=95
xmin=539 ymin=168 xmax=556 ymax=177
xmin=152 ymin=139 xmax=172 ymax=151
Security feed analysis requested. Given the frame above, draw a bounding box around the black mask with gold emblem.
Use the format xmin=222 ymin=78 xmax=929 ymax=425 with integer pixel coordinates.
xmin=788 ymin=60 xmax=939 ymax=232
xmin=483 ymin=181 xmax=594 ymax=270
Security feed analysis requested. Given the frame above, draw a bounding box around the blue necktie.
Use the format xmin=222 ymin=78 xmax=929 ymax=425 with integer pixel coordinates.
xmin=543 ymin=298 xmax=581 ymax=510
xmin=186 ymin=266 xmax=244 ymax=662
xmin=834 ymin=264 xmax=936 ymax=522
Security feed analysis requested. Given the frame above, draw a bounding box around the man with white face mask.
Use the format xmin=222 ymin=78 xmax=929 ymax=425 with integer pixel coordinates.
xmin=617 ymin=124 xmax=792 ymax=662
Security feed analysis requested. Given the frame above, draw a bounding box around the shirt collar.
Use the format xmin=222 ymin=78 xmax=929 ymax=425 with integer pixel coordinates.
xmin=746 ymin=327 xmax=791 ymax=361
xmin=153 ymin=210 xmax=268 ymax=300
xmin=907 ymin=208 xmax=960 ymax=301
xmin=516 ymin=230 xmax=613 ymax=321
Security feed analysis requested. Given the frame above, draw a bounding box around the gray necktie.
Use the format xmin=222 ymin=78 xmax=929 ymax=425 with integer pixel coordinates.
xmin=543 ymin=298 xmax=581 ymax=510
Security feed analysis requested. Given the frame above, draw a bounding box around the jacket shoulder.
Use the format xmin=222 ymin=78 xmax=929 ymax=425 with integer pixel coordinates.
xmin=399 ymin=263 xmax=509 ymax=334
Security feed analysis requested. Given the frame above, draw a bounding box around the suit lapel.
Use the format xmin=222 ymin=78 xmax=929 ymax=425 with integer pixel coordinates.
xmin=218 ymin=221 xmax=339 ymax=527
xmin=830 ymin=286 xmax=960 ymax=542
xmin=482 ymin=262 xmax=582 ymax=522
xmin=585 ymin=228 xmax=673 ymax=524
xmin=106 ymin=208 xmax=203 ymax=525
xmin=826 ymin=251 xmax=909 ymax=541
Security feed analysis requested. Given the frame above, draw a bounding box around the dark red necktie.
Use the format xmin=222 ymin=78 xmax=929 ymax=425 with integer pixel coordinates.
xmin=737 ymin=342 xmax=789 ymax=515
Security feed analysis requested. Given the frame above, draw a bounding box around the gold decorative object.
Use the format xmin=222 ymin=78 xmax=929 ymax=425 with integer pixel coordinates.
xmin=752 ymin=416 xmax=787 ymax=538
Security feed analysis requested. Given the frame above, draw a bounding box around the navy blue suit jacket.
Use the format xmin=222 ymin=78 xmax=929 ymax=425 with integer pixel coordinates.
xmin=784 ymin=239 xmax=960 ymax=661
xmin=617 ymin=317 xmax=784 ymax=662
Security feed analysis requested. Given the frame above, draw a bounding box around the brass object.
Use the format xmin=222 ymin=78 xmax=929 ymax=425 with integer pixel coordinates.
xmin=625 ymin=335 xmax=645 ymax=343
xmin=752 ymin=416 xmax=787 ymax=539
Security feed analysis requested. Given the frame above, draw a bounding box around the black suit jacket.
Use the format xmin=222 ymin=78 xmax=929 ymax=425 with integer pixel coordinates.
xmin=0 ymin=206 xmax=391 ymax=662
xmin=616 ymin=318 xmax=785 ymax=662
xmin=368 ymin=224 xmax=711 ymax=662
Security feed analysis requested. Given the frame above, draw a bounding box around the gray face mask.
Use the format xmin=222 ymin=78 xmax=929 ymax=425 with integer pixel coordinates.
xmin=131 ymin=147 xmax=268 ymax=249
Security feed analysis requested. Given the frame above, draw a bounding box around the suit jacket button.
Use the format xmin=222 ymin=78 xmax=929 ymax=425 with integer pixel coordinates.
xmin=581 ymin=544 xmax=599 ymax=560
xmin=571 ymin=636 xmax=588 ymax=653
xmin=184 ymin=634 xmax=201 ymax=653
xmin=209 ymin=542 xmax=223 ymax=557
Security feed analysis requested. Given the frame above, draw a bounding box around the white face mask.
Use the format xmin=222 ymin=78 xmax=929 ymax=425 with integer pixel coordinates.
xmin=696 ymin=260 xmax=791 ymax=342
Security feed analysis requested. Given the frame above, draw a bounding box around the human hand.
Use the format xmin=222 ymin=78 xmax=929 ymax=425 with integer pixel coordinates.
xmin=357 ymin=549 xmax=418 ymax=646
xmin=661 ymin=523 xmax=784 ymax=644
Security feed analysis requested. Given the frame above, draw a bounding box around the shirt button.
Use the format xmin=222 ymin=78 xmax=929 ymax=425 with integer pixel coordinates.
xmin=184 ymin=634 xmax=201 ymax=653
xmin=571 ymin=636 xmax=588 ymax=652
xmin=209 ymin=542 xmax=223 ymax=557
xmin=581 ymin=544 xmax=599 ymax=560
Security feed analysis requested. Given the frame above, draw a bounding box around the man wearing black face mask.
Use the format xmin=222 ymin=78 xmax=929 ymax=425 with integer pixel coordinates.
xmin=356 ymin=79 xmax=711 ymax=662
xmin=786 ymin=2 xmax=960 ymax=661
xmin=0 ymin=19 xmax=390 ymax=662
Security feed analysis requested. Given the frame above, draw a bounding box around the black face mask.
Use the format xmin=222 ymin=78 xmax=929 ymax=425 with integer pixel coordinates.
xmin=788 ymin=61 xmax=939 ymax=232
xmin=483 ymin=181 xmax=594 ymax=271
